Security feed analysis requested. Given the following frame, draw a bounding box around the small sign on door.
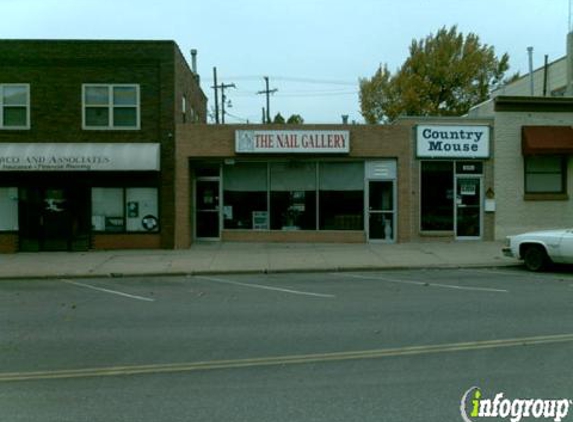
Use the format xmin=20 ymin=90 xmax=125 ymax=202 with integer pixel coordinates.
xmin=460 ymin=182 xmax=476 ymax=196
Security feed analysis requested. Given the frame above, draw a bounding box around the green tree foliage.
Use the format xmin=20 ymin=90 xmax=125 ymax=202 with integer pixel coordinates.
xmin=272 ymin=113 xmax=286 ymax=124
xmin=286 ymin=114 xmax=304 ymax=124
xmin=359 ymin=26 xmax=511 ymax=123
xmin=272 ymin=113 xmax=304 ymax=124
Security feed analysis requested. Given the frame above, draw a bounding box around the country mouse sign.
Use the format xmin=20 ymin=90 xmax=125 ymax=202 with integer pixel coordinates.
xmin=416 ymin=125 xmax=490 ymax=158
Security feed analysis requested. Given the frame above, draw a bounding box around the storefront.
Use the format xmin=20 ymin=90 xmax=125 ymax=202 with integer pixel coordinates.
xmin=175 ymin=125 xmax=412 ymax=245
xmin=413 ymin=123 xmax=494 ymax=241
xmin=0 ymin=143 xmax=161 ymax=251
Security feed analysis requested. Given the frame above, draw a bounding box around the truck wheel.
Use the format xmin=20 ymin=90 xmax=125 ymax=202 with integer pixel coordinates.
xmin=523 ymin=245 xmax=548 ymax=272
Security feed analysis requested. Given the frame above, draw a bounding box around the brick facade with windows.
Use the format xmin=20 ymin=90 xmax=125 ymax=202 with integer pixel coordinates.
xmin=0 ymin=40 xmax=206 ymax=252
xmin=493 ymin=96 xmax=573 ymax=239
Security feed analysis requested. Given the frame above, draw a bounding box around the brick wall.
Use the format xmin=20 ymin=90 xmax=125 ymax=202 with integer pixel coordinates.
xmin=174 ymin=47 xmax=207 ymax=124
xmin=0 ymin=234 xmax=18 ymax=253
xmin=175 ymin=124 xmax=413 ymax=243
xmin=92 ymin=234 xmax=161 ymax=250
xmin=222 ymin=230 xmax=365 ymax=243
xmin=494 ymin=110 xmax=573 ymax=239
xmin=0 ymin=40 xmax=207 ymax=251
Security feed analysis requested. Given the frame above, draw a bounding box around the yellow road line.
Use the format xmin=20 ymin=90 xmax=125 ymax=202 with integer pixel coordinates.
xmin=2 ymin=333 xmax=573 ymax=382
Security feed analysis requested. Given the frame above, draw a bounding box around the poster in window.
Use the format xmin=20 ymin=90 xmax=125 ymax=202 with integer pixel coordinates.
xmin=127 ymin=201 xmax=139 ymax=218
xmin=253 ymin=211 xmax=268 ymax=229
xmin=223 ymin=206 xmax=233 ymax=220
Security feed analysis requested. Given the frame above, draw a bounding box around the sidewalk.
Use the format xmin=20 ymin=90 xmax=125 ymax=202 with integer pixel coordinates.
xmin=0 ymin=241 xmax=518 ymax=280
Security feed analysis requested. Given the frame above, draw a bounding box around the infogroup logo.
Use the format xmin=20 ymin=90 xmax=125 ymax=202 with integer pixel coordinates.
xmin=460 ymin=386 xmax=572 ymax=422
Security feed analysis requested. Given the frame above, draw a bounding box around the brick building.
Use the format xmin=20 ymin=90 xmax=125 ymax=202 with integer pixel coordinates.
xmin=0 ymin=39 xmax=519 ymax=252
xmin=174 ymin=121 xmax=494 ymax=246
xmin=493 ymin=96 xmax=573 ymax=239
xmin=0 ymin=40 xmax=207 ymax=252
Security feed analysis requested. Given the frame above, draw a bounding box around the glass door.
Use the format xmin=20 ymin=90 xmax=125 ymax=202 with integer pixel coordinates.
xmin=195 ymin=179 xmax=220 ymax=239
xmin=455 ymin=176 xmax=482 ymax=239
xmin=367 ymin=180 xmax=395 ymax=242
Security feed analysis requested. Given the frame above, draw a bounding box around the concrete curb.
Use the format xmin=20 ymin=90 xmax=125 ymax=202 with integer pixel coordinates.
xmin=0 ymin=262 xmax=522 ymax=281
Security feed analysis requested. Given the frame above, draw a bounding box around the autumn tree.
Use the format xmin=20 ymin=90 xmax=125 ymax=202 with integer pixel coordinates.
xmin=359 ymin=26 xmax=512 ymax=123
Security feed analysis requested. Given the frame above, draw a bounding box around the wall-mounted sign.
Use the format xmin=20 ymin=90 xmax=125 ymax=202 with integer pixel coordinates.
xmin=416 ymin=125 xmax=490 ymax=158
xmin=0 ymin=143 xmax=160 ymax=171
xmin=236 ymin=130 xmax=349 ymax=154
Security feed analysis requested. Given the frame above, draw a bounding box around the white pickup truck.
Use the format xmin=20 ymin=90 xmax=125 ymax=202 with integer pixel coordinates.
xmin=503 ymin=229 xmax=573 ymax=271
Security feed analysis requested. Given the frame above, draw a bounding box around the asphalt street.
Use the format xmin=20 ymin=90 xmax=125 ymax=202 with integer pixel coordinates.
xmin=1 ymin=268 xmax=573 ymax=421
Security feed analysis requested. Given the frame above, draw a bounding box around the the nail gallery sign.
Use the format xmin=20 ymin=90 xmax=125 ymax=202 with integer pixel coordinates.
xmin=236 ymin=130 xmax=350 ymax=154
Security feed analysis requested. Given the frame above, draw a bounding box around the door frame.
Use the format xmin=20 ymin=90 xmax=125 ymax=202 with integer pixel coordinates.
xmin=193 ymin=175 xmax=222 ymax=241
xmin=365 ymin=179 xmax=397 ymax=243
xmin=454 ymin=175 xmax=483 ymax=240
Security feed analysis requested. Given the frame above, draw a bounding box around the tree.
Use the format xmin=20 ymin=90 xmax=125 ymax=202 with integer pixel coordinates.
xmin=359 ymin=26 xmax=511 ymax=123
xmin=272 ymin=112 xmax=285 ymax=124
xmin=272 ymin=113 xmax=304 ymax=124
xmin=286 ymin=114 xmax=304 ymax=124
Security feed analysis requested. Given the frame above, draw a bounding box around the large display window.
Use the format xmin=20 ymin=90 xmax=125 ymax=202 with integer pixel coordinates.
xmin=220 ymin=161 xmax=365 ymax=232
xmin=223 ymin=163 xmax=268 ymax=229
xmin=319 ymin=162 xmax=363 ymax=230
xmin=270 ymin=162 xmax=316 ymax=230
xmin=91 ymin=187 xmax=159 ymax=233
xmin=421 ymin=161 xmax=454 ymax=231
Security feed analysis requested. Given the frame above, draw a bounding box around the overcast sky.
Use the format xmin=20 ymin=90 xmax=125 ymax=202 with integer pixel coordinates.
xmin=2 ymin=0 xmax=569 ymax=123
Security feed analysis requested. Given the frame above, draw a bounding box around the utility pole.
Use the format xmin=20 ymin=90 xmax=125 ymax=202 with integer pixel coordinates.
xmin=257 ymin=76 xmax=277 ymax=124
xmin=212 ymin=67 xmax=219 ymax=124
xmin=219 ymin=82 xmax=236 ymax=124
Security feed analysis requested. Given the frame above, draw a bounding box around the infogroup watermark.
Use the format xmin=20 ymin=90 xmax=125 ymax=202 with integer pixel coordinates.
xmin=461 ymin=387 xmax=572 ymax=422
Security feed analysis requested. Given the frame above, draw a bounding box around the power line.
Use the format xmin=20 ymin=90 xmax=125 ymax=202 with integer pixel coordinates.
xmin=276 ymin=91 xmax=358 ymax=98
xmin=232 ymin=89 xmax=358 ymax=98
xmin=204 ymin=75 xmax=356 ymax=86
xmin=224 ymin=111 xmax=250 ymax=123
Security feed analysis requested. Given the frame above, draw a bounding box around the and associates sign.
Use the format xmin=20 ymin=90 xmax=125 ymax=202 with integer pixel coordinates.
xmin=236 ymin=130 xmax=350 ymax=154
xmin=416 ymin=125 xmax=490 ymax=158
xmin=0 ymin=143 xmax=160 ymax=171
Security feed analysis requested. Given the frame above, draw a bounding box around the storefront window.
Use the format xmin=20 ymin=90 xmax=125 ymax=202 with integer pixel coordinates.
xmin=92 ymin=188 xmax=124 ymax=232
xmin=319 ymin=162 xmax=364 ymax=230
xmin=223 ymin=163 xmax=268 ymax=229
xmin=270 ymin=162 xmax=316 ymax=230
xmin=524 ymin=156 xmax=566 ymax=193
xmin=0 ymin=187 xmax=19 ymax=231
xmin=92 ymin=187 xmax=159 ymax=233
xmin=125 ymin=188 xmax=159 ymax=232
xmin=421 ymin=161 xmax=454 ymax=231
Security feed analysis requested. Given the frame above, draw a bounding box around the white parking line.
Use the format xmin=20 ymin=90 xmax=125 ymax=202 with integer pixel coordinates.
xmin=333 ymin=273 xmax=508 ymax=293
xmin=459 ymin=268 xmax=534 ymax=278
xmin=61 ymin=279 xmax=155 ymax=302
xmin=194 ymin=276 xmax=335 ymax=298
xmin=465 ymin=268 xmax=573 ymax=282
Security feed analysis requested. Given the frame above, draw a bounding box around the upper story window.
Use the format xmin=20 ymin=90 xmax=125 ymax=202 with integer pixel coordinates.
xmin=182 ymin=95 xmax=187 ymax=123
xmin=0 ymin=84 xmax=30 ymax=129
xmin=82 ymin=84 xmax=140 ymax=130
